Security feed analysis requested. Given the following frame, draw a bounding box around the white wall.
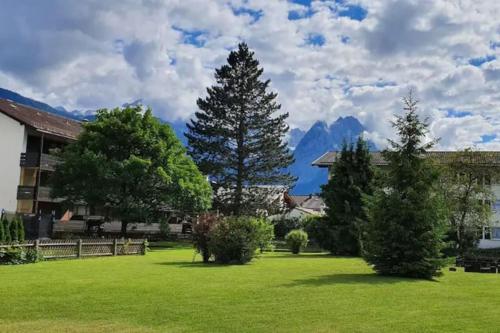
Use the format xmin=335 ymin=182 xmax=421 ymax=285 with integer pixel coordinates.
xmin=0 ymin=112 xmax=26 ymax=213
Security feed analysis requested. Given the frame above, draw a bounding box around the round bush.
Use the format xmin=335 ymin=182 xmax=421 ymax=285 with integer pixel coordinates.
xmin=209 ymin=216 xmax=272 ymax=264
xmin=285 ymin=229 xmax=309 ymax=254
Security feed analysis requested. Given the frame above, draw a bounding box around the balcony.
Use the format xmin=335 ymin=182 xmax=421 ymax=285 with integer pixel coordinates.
xmin=40 ymin=154 xmax=61 ymax=171
xmin=20 ymin=152 xmax=39 ymax=168
xmin=19 ymin=153 xmax=61 ymax=171
xmin=17 ymin=186 xmax=36 ymax=200
xmin=37 ymin=186 xmax=64 ymax=203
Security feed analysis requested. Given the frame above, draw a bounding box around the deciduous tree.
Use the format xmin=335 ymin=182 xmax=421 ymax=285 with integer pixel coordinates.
xmin=52 ymin=106 xmax=212 ymax=235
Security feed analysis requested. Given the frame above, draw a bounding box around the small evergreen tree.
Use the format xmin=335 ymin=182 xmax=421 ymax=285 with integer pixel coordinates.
xmin=17 ymin=217 xmax=25 ymax=243
xmin=320 ymin=137 xmax=373 ymax=255
xmin=186 ymin=43 xmax=295 ymax=216
xmin=363 ymin=92 xmax=446 ymax=279
xmin=0 ymin=215 xmax=5 ymax=243
xmin=3 ymin=217 xmax=11 ymax=243
xmin=10 ymin=217 xmax=19 ymax=242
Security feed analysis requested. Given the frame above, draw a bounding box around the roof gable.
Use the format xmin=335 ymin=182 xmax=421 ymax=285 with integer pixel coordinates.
xmin=0 ymin=99 xmax=82 ymax=140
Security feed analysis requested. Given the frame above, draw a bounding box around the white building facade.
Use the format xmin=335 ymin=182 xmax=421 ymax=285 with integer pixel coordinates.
xmin=313 ymin=151 xmax=500 ymax=249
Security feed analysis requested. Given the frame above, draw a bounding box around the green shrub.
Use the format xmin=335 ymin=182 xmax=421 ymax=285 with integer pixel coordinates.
xmin=285 ymin=230 xmax=309 ymax=254
xmin=10 ymin=217 xmax=19 ymax=242
xmin=193 ymin=213 xmax=219 ymax=263
xmin=0 ymin=246 xmax=42 ymax=265
xmin=159 ymin=219 xmax=170 ymax=240
xmin=0 ymin=215 xmax=5 ymax=243
xmin=253 ymin=218 xmax=274 ymax=253
xmin=25 ymin=248 xmax=43 ymax=263
xmin=272 ymin=217 xmax=304 ymax=239
xmin=0 ymin=247 xmax=26 ymax=265
xmin=303 ymin=215 xmax=331 ymax=249
xmin=208 ymin=216 xmax=262 ymax=264
xmin=3 ymin=217 xmax=11 ymax=243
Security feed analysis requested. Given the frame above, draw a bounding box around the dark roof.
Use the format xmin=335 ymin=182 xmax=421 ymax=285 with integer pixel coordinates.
xmin=312 ymin=151 xmax=500 ymax=167
xmin=0 ymin=98 xmax=82 ymax=140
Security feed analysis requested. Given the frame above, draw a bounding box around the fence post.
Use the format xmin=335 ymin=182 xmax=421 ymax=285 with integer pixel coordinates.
xmin=113 ymin=239 xmax=117 ymax=256
xmin=77 ymin=239 xmax=82 ymax=258
xmin=142 ymin=239 xmax=147 ymax=255
xmin=34 ymin=239 xmax=40 ymax=258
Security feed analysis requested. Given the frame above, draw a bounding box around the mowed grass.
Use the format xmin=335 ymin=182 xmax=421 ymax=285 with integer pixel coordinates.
xmin=1 ymin=246 xmax=500 ymax=333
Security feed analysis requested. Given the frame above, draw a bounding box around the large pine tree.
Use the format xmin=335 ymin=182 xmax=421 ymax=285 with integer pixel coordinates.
xmin=186 ymin=43 xmax=295 ymax=215
xmin=363 ymin=92 xmax=446 ymax=279
xmin=320 ymin=137 xmax=373 ymax=255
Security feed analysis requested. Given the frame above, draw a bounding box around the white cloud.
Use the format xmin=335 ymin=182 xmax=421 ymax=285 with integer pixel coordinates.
xmin=0 ymin=0 xmax=499 ymax=149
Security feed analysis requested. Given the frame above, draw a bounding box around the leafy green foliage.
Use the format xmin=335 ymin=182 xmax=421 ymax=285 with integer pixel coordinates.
xmin=0 ymin=215 xmax=5 ymax=243
xmin=16 ymin=217 xmax=25 ymax=243
xmin=208 ymin=216 xmax=273 ymax=264
xmin=285 ymin=229 xmax=309 ymax=254
xmin=52 ymin=106 xmax=212 ymax=234
xmin=159 ymin=219 xmax=170 ymax=240
xmin=253 ymin=218 xmax=274 ymax=253
xmin=363 ymin=92 xmax=447 ymax=279
xmin=2 ymin=217 xmax=11 ymax=243
xmin=0 ymin=246 xmax=41 ymax=265
xmin=438 ymin=149 xmax=496 ymax=256
xmin=272 ymin=217 xmax=305 ymax=239
xmin=186 ymin=43 xmax=295 ymax=216
xmin=193 ymin=213 xmax=220 ymax=263
xmin=320 ymin=137 xmax=374 ymax=255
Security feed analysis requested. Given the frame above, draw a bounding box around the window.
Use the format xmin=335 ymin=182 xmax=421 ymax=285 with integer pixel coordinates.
xmin=493 ymin=201 xmax=500 ymax=212
xmin=492 ymin=228 xmax=500 ymax=240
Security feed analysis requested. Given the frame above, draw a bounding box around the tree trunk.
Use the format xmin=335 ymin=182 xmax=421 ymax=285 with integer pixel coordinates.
xmin=234 ymin=118 xmax=245 ymax=216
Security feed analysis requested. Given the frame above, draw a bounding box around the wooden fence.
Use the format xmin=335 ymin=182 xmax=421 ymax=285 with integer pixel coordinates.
xmin=0 ymin=239 xmax=147 ymax=260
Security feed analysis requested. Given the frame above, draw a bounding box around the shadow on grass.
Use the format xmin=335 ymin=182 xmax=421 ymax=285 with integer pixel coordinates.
xmin=155 ymin=261 xmax=252 ymax=268
xmin=267 ymin=253 xmax=357 ymax=259
xmin=284 ymin=273 xmax=430 ymax=287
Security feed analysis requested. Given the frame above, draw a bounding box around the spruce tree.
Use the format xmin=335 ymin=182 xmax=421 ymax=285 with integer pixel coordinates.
xmin=363 ymin=92 xmax=446 ymax=279
xmin=0 ymin=215 xmax=5 ymax=243
xmin=17 ymin=217 xmax=25 ymax=243
xmin=320 ymin=137 xmax=373 ymax=255
xmin=3 ymin=217 xmax=11 ymax=243
xmin=186 ymin=43 xmax=295 ymax=215
xmin=10 ymin=217 xmax=19 ymax=242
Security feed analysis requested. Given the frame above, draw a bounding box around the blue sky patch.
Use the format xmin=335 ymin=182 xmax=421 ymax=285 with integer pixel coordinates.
xmin=231 ymin=6 xmax=263 ymax=23
xmin=469 ymin=55 xmax=496 ymax=67
xmin=338 ymin=2 xmax=367 ymax=21
xmin=340 ymin=35 xmax=350 ymax=44
xmin=446 ymin=109 xmax=473 ymax=118
xmin=172 ymin=26 xmax=207 ymax=47
xmin=306 ymin=33 xmax=325 ymax=46
xmin=481 ymin=134 xmax=497 ymax=143
xmin=490 ymin=41 xmax=500 ymax=50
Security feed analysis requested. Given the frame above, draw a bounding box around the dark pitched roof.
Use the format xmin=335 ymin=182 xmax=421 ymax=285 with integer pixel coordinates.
xmin=0 ymin=98 xmax=82 ymax=140
xmin=312 ymin=151 xmax=500 ymax=167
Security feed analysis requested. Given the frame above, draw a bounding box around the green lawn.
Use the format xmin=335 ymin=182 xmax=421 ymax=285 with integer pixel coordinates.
xmin=1 ymin=246 xmax=499 ymax=333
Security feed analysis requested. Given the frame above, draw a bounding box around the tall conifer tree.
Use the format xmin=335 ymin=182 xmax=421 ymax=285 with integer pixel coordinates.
xmin=186 ymin=43 xmax=295 ymax=215
xmin=320 ymin=137 xmax=373 ymax=255
xmin=363 ymin=92 xmax=446 ymax=279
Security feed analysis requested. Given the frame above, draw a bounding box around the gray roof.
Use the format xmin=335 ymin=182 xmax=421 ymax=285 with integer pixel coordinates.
xmin=312 ymin=151 xmax=500 ymax=167
xmin=289 ymin=195 xmax=325 ymax=212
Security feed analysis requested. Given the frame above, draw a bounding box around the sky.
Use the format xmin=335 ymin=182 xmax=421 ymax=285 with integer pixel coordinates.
xmin=0 ymin=0 xmax=499 ymax=150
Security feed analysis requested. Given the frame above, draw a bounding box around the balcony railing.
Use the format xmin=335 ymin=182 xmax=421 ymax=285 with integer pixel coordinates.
xmin=19 ymin=153 xmax=61 ymax=171
xmin=17 ymin=186 xmax=36 ymax=200
xmin=37 ymin=186 xmax=64 ymax=202
xmin=40 ymin=154 xmax=61 ymax=171
xmin=20 ymin=152 xmax=39 ymax=168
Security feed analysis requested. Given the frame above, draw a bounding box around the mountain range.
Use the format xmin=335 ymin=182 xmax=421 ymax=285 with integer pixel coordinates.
xmin=289 ymin=116 xmax=376 ymax=194
xmin=0 ymin=88 xmax=375 ymax=194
